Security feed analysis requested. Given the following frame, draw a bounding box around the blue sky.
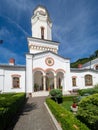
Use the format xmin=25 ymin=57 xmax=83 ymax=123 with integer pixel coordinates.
xmin=0 ymin=0 xmax=98 ymax=65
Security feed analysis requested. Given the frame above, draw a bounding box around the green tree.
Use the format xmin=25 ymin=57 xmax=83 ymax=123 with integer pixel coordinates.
xmin=95 ymin=50 xmax=98 ymax=57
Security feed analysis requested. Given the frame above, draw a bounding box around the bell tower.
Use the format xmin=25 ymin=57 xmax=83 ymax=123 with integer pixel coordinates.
xmin=27 ymin=5 xmax=59 ymax=54
xmin=31 ymin=5 xmax=52 ymax=40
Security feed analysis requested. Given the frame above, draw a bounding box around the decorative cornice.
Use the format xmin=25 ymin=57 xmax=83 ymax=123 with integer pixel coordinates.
xmin=0 ymin=64 xmax=25 ymax=70
xmin=29 ymin=44 xmax=57 ymax=53
xmin=27 ymin=37 xmax=60 ymax=46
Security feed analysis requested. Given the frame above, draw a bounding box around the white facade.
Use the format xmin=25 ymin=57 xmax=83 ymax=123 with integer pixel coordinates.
xmin=71 ymin=68 xmax=98 ymax=90
xmin=0 ymin=65 xmax=25 ymax=93
xmin=0 ymin=5 xmax=98 ymax=96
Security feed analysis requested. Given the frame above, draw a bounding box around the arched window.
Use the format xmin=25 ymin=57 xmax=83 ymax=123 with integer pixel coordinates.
xmin=41 ymin=27 xmax=44 ymax=39
xmin=72 ymin=77 xmax=76 ymax=86
xmin=85 ymin=75 xmax=93 ymax=86
xmin=95 ymin=65 xmax=98 ymax=70
xmin=12 ymin=75 xmax=20 ymax=88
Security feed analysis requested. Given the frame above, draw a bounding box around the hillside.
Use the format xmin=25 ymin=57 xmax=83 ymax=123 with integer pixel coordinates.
xmin=71 ymin=58 xmax=90 ymax=68
xmin=71 ymin=50 xmax=98 ymax=68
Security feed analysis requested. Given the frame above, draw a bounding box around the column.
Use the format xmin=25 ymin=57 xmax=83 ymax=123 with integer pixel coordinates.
xmin=54 ymin=75 xmax=57 ymax=89
xmin=43 ymin=75 xmax=46 ymax=91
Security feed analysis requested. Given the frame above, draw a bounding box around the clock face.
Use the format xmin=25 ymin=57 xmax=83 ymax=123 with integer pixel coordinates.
xmin=45 ymin=57 xmax=54 ymax=66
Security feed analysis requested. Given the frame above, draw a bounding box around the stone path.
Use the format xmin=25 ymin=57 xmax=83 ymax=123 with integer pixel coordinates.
xmin=13 ymin=97 xmax=57 ymax=130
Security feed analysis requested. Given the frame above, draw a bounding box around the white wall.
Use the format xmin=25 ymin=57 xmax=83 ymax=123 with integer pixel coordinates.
xmin=0 ymin=69 xmax=4 ymax=93
xmin=47 ymin=23 xmax=52 ymax=40
xmin=32 ymin=20 xmax=52 ymax=40
xmin=1 ymin=69 xmax=26 ymax=93
xmin=33 ymin=53 xmax=69 ymax=70
xmin=70 ymin=71 xmax=98 ymax=91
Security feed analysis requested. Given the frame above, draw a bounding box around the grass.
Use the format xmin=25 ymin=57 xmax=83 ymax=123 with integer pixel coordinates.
xmin=60 ymin=96 xmax=78 ymax=111
xmin=61 ymin=100 xmax=73 ymax=111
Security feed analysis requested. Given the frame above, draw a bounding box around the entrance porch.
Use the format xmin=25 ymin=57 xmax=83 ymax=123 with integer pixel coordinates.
xmin=33 ymin=68 xmax=65 ymax=93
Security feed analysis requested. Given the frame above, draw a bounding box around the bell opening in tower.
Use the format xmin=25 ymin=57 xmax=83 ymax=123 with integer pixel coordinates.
xmin=41 ymin=27 xmax=44 ymax=39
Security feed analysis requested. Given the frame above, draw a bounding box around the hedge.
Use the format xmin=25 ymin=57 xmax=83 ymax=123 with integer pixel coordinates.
xmin=77 ymin=93 xmax=98 ymax=130
xmin=0 ymin=93 xmax=26 ymax=130
xmin=46 ymin=98 xmax=89 ymax=130
xmin=78 ymin=85 xmax=98 ymax=96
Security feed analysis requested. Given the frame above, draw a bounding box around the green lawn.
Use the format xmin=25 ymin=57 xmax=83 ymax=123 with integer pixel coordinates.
xmin=60 ymin=100 xmax=73 ymax=111
xmin=61 ymin=96 xmax=78 ymax=111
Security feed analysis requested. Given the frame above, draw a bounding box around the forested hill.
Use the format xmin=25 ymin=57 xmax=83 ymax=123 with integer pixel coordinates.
xmin=71 ymin=58 xmax=90 ymax=68
xmin=71 ymin=50 xmax=98 ymax=68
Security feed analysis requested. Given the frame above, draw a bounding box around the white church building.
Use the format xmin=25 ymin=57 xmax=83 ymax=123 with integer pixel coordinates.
xmin=0 ymin=5 xmax=98 ymax=96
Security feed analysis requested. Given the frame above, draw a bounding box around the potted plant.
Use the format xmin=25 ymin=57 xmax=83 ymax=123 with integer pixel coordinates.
xmin=34 ymin=83 xmax=39 ymax=91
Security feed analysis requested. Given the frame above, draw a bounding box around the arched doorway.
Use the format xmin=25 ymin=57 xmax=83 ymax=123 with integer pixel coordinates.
xmin=34 ymin=71 xmax=43 ymax=92
xmin=56 ymin=72 xmax=64 ymax=89
xmin=33 ymin=69 xmax=65 ymax=92
xmin=46 ymin=71 xmax=54 ymax=91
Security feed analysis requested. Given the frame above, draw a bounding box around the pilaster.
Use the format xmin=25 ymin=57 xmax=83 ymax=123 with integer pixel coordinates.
xmin=26 ymin=54 xmax=33 ymax=94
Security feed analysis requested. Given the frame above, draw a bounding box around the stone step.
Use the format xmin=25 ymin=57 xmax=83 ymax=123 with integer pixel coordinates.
xmin=32 ymin=91 xmax=49 ymax=97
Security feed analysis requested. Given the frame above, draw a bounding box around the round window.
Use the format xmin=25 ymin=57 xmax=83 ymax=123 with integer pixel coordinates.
xmin=45 ymin=57 xmax=54 ymax=66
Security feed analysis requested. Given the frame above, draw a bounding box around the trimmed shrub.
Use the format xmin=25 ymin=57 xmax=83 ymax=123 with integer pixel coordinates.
xmin=0 ymin=93 xmax=26 ymax=130
xmin=49 ymin=89 xmax=62 ymax=103
xmin=46 ymin=98 xmax=89 ymax=130
xmin=78 ymin=86 xmax=98 ymax=96
xmin=77 ymin=93 xmax=98 ymax=130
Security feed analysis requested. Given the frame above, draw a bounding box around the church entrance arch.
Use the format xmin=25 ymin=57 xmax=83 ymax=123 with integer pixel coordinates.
xmin=33 ymin=68 xmax=65 ymax=92
xmin=56 ymin=71 xmax=64 ymax=89
xmin=34 ymin=71 xmax=44 ymax=92
xmin=46 ymin=71 xmax=54 ymax=91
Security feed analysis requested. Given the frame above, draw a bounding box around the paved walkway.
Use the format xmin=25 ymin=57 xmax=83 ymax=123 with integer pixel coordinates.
xmin=13 ymin=97 xmax=57 ymax=130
